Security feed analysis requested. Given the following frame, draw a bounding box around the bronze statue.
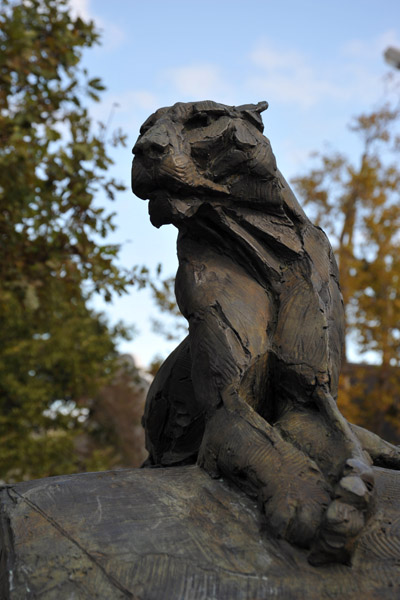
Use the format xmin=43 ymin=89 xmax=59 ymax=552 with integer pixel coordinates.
xmin=132 ymin=101 xmax=400 ymax=565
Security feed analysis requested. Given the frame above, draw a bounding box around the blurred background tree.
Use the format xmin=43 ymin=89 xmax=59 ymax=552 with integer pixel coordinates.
xmin=0 ymin=0 xmax=147 ymax=481
xmin=293 ymin=94 xmax=400 ymax=440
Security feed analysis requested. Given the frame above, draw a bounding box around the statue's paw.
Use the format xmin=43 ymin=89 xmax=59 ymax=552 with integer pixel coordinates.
xmin=263 ymin=487 xmax=329 ymax=549
xmin=309 ymin=500 xmax=365 ymax=565
xmin=309 ymin=458 xmax=374 ymax=565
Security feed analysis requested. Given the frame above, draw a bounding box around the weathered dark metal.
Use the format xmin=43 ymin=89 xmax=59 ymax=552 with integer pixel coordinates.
xmin=132 ymin=100 xmax=400 ymax=566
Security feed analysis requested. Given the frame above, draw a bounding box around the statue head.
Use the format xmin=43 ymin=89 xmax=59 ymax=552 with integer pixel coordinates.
xmin=131 ymin=100 xmax=280 ymax=227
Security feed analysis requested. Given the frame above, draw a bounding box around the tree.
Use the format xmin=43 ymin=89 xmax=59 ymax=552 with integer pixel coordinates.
xmin=292 ymin=96 xmax=400 ymax=438
xmin=0 ymin=0 xmax=133 ymax=481
xmin=79 ymin=355 xmax=149 ymax=470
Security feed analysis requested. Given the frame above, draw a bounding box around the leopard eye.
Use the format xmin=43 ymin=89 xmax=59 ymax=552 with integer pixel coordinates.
xmin=185 ymin=113 xmax=211 ymax=131
xmin=140 ymin=122 xmax=153 ymax=135
xmin=190 ymin=144 xmax=209 ymax=160
xmin=241 ymin=111 xmax=264 ymax=133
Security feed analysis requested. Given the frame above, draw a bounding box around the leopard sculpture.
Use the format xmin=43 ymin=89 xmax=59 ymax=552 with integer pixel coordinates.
xmin=132 ymin=100 xmax=400 ymax=565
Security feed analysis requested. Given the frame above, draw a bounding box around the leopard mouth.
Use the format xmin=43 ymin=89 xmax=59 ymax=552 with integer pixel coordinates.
xmin=131 ymin=156 xmax=156 ymax=200
xmin=133 ymin=161 xmax=229 ymax=228
xmin=147 ymin=190 xmax=203 ymax=228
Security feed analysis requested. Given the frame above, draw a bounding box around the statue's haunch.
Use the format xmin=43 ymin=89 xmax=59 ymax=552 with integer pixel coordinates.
xmin=132 ymin=100 xmax=400 ymax=565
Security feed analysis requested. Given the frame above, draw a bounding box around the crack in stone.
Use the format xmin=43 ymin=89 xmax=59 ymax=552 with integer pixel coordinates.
xmin=10 ymin=488 xmax=139 ymax=599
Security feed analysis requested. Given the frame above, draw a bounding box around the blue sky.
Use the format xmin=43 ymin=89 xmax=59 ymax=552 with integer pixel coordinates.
xmin=70 ymin=0 xmax=400 ymax=366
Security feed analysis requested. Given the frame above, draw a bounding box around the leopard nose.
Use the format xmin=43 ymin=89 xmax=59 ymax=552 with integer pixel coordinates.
xmin=133 ymin=128 xmax=169 ymax=156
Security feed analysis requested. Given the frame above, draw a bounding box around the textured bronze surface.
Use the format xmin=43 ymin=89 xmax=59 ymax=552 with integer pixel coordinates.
xmin=1 ymin=466 xmax=400 ymax=599
xmin=132 ymin=101 xmax=400 ymax=565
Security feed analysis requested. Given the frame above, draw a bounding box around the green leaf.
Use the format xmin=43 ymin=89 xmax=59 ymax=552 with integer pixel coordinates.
xmin=0 ymin=0 xmax=133 ymax=483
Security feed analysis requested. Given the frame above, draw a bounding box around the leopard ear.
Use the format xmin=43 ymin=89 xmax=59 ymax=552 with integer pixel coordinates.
xmin=255 ymin=101 xmax=269 ymax=113
xmin=235 ymin=101 xmax=268 ymax=113
xmin=236 ymin=101 xmax=268 ymax=133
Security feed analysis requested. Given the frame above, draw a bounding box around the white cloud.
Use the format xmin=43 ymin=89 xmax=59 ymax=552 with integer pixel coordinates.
xmin=68 ymin=0 xmax=126 ymax=50
xmin=101 ymin=90 xmax=159 ymax=117
xmin=342 ymin=29 xmax=400 ymax=60
xmin=100 ymin=22 xmax=126 ymax=51
xmin=122 ymin=91 xmax=159 ymax=112
xmin=68 ymin=0 xmax=92 ymax=21
xmin=247 ymin=37 xmax=392 ymax=110
xmin=249 ymin=41 xmax=349 ymax=109
xmin=165 ymin=64 xmax=233 ymax=102
xmin=251 ymin=43 xmax=305 ymax=72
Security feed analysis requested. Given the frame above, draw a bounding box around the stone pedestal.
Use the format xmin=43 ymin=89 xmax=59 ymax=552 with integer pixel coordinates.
xmin=1 ymin=465 xmax=400 ymax=599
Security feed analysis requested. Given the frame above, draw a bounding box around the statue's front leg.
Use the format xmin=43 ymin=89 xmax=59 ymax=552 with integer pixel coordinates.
xmin=198 ymin=392 xmax=332 ymax=549
xmin=306 ymin=387 xmax=375 ymax=564
xmin=176 ymin=251 xmax=339 ymax=560
xmin=187 ymin=310 xmax=332 ymax=551
xmin=275 ymin=394 xmax=375 ymax=565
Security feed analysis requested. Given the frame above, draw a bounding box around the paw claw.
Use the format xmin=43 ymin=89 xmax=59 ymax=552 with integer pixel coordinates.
xmin=338 ymin=475 xmax=369 ymax=499
xmin=335 ymin=459 xmax=374 ymax=508
xmin=309 ymin=457 xmax=375 ymax=565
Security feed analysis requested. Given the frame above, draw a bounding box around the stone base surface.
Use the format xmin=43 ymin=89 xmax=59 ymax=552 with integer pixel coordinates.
xmin=1 ymin=465 xmax=400 ymax=599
